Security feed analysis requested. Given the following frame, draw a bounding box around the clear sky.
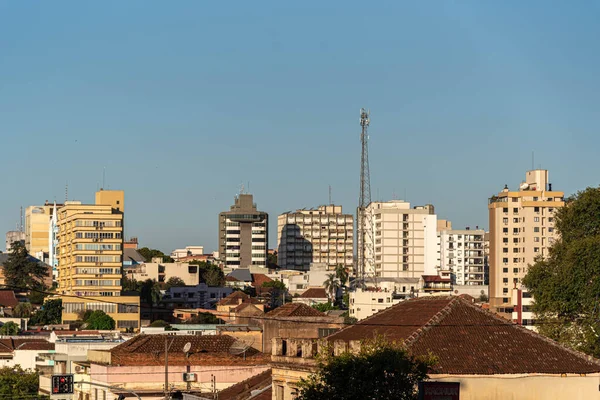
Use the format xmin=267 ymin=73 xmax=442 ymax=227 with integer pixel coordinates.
xmin=1 ymin=1 xmax=599 ymax=253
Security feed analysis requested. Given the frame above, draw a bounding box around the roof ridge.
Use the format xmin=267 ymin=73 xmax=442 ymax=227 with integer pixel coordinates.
xmin=456 ymin=298 xmax=600 ymax=367
xmin=403 ymin=296 xmax=459 ymax=348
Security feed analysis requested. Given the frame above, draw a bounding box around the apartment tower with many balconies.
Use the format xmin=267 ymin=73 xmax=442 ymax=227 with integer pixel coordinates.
xmin=488 ymin=169 xmax=564 ymax=319
xmin=56 ymin=190 xmax=140 ymax=330
xmin=277 ymin=205 xmax=353 ymax=271
xmin=437 ymin=222 xmax=486 ymax=286
xmin=219 ymin=193 xmax=268 ymax=269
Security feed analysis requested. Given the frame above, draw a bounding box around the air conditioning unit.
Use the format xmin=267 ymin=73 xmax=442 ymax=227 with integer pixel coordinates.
xmin=183 ymin=373 xmax=197 ymax=382
xmin=74 ymin=366 xmax=84 ymax=373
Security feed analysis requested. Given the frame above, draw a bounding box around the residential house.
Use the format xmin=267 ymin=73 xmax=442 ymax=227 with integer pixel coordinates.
xmin=271 ymin=296 xmax=600 ymax=400
xmin=292 ymin=288 xmax=328 ymax=306
xmin=0 ymin=338 xmax=54 ymax=370
xmin=217 ymin=369 xmax=272 ymax=400
xmin=162 ymin=284 xmax=232 ymax=310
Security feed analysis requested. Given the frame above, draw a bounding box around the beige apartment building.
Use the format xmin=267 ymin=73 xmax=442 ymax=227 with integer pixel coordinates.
xmin=488 ymin=169 xmax=564 ymax=317
xmin=25 ymin=203 xmax=61 ymax=256
xmin=277 ymin=205 xmax=353 ymax=271
xmin=56 ymin=190 xmax=140 ymax=331
xmin=365 ymin=201 xmax=438 ymax=279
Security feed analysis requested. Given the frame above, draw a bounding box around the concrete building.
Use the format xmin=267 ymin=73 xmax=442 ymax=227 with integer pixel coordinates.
xmin=162 ymin=283 xmax=233 ymax=309
xmin=24 ymin=202 xmax=63 ymax=260
xmin=271 ymin=296 xmax=600 ymax=400
xmin=277 ymin=205 xmax=353 ymax=271
xmin=124 ymin=261 xmax=200 ymax=286
xmin=488 ymin=170 xmax=564 ymax=316
xmin=282 ymin=263 xmax=336 ymax=296
xmin=512 ymin=285 xmax=536 ymax=331
xmin=219 ymin=194 xmax=268 ymax=269
xmin=437 ymin=225 xmax=486 ymax=286
xmin=4 ymin=230 xmax=24 ymax=253
xmin=56 ymin=190 xmax=140 ymax=330
xmin=171 ymin=245 xmax=204 ymax=261
xmin=349 ymin=288 xmax=403 ymax=320
xmin=0 ymin=338 xmax=55 ymax=371
xmin=365 ymin=201 xmax=438 ymax=279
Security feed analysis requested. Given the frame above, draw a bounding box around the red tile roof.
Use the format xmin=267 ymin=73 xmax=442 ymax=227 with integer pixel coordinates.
xmin=299 ymin=288 xmax=328 ymax=299
xmin=226 ymin=276 xmax=241 ymax=282
xmin=0 ymin=338 xmax=54 ymax=352
xmin=265 ymin=303 xmax=325 ymax=317
xmin=104 ymin=334 xmax=269 ymax=367
xmin=218 ymin=369 xmax=271 ymax=400
xmin=52 ymin=330 xmax=101 ymax=336
xmin=251 ymin=273 xmax=273 ymax=287
xmin=327 ymin=296 xmax=600 ymax=375
xmin=217 ymin=291 xmax=250 ymax=306
xmin=232 ymin=302 xmax=264 ymax=315
xmin=0 ymin=291 xmax=19 ymax=307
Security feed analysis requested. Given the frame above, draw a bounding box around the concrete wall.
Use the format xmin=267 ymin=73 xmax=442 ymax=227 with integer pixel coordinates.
xmin=432 ymin=374 xmax=600 ymax=400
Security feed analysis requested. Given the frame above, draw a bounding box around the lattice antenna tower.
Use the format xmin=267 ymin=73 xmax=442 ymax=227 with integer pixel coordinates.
xmin=357 ymin=108 xmax=372 ymax=287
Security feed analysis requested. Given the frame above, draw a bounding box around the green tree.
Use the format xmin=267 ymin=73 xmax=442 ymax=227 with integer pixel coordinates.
xmin=262 ymin=280 xmax=287 ymax=308
xmin=335 ymin=265 xmax=349 ymax=289
xmin=122 ymin=275 xmax=140 ymax=292
xmin=190 ymin=261 xmax=225 ymax=286
xmin=137 ymin=247 xmax=174 ymax=263
xmin=0 ymin=365 xmax=48 ymax=400
xmin=0 ymin=322 xmax=20 ymax=335
xmin=2 ymin=242 xmax=49 ymax=292
xmin=149 ymin=320 xmax=171 ymax=328
xmin=297 ymin=338 xmax=433 ymax=400
xmin=312 ymin=303 xmax=339 ymax=312
xmin=523 ymin=187 xmax=600 ymax=356
xmin=187 ymin=312 xmax=224 ymax=324
xmin=323 ymin=274 xmax=340 ymax=306
xmin=12 ymin=302 xmax=33 ymax=318
xmin=267 ymin=251 xmax=278 ymax=268
xmin=165 ymin=277 xmax=186 ymax=290
xmin=86 ymin=310 xmax=116 ymax=330
xmin=140 ymin=279 xmax=162 ymax=305
xmin=29 ymin=299 xmax=62 ymax=326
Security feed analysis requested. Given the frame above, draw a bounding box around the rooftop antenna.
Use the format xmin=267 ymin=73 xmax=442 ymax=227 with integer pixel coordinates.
xmin=532 ymin=151 xmax=534 ymax=170
xmin=19 ymin=206 xmax=23 ymax=232
xmin=240 ymin=182 xmax=245 ymax=195
xmin=329 ymin=185 xmax=332 ymax=205
xmin=247 ymin=181 xmax=250 ymax=193
xmin=102 ymin=167 xmax=106 ymax=190
xmin=65 ymin=182 xmax=68 ymax=202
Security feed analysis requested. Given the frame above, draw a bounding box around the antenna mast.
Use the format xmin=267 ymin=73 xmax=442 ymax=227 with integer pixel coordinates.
xmin=357 ymin=108 xmax=372 ymax=287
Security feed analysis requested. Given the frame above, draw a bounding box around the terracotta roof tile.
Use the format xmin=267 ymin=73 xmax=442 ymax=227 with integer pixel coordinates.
xmin=0 ymin=291 xmax=19 ymax=307
xmin=299 ymin=288 xmax=328 ymax=299
xmin=105 ymin=334 xmax=269 ymax=367
xmin=251 ymin=274 xmax=273 ymax=287
xmin=218 ymin=291 xmax=250 ymax=306
xmin=0 ymin=338 xmax=54 ymax=352
xmin=218 ymin=369 xmax=271 ymax=400
xmin=232 ymin=303 xmax=263 ymax=315
xmin=265 ymin=303 xmax=325 ymax=317
xmin=422 ymin=275 xmax=451 ymax=283
xmin=327 ymin=296 xmax=600 ymax=375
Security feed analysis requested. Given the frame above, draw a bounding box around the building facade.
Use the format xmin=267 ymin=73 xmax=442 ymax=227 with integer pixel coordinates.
xmin=56 ymin=190 xmax=140 ymax=330
xmin=24 ymin=202 xmax=63 ymax=258
xmin=488 ymin=169 xmax=564 ymax=314
xmin=4 ymin=231 xmax=24 ymax=253
xmin=364 ymin=201 xmax=438 ymax=279
xmin=219 ymin=194 xmax=268 ymax=269
xmin=277 ymin=205 xmax=353 ymax=271
xmin=437 ymin=227 xmax=486 ymax=285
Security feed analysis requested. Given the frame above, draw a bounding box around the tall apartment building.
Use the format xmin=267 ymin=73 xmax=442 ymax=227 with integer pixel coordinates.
xmin=219 ymin=194 xmax=268 ymax=269
xmin=365 ymin=201 xmax=438 ymax=279
xmin=56 ymin=190 xmax=140 ymax=330
xmin=437 ymin=225 xmax=486 ymax=286
xmin=24 ymin=202 xmax=61 ymax=276
xmin=277 ymin=205 xmax=353 ymax=271
xmin=488 ymin=169 xmax=564 ymax=315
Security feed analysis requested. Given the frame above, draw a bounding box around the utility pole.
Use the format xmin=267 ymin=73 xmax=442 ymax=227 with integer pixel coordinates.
xmin=164 ymin=337 xmax=174 ymax=399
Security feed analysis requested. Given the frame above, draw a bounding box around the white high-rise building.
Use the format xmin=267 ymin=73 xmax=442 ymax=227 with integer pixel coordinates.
xmin=365 ymin=201 xmax=438 ymax=279
xmin=437 ymin=225 xmax=486 ymax=286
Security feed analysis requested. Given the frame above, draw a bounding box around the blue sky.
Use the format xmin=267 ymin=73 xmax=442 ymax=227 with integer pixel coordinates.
xmin=1 ymin=1 xmax=599 ymax=253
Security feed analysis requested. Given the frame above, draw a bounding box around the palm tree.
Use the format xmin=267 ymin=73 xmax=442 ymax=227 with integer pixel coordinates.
xmin=323 ymin=273 xmax=340 ymax=306
xmin=335 ymin=265 xmax=349 ymax=289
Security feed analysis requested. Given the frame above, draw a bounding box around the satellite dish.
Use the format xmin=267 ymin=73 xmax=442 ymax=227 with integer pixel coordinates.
xmin=183 ymin=342 xmax=192 ymax=354
xmin=229 ymin=338 xmax=255 ymax=360
xmin=520 ymin=182 xmax=529 ymax=190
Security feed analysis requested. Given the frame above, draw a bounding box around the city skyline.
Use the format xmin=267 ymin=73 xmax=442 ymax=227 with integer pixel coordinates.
xmin=2 ymin=1 xmax=599 ymax=252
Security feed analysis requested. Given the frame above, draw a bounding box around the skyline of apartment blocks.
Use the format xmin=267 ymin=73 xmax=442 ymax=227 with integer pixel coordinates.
xmin=56 ymin=190 xmax=139 ymax=330
xmin=277 ymin=205 xmax=354 ymax=271
xmin=437 ymin=222 xmax=486 ymax=286
xmin=365 ymin=201 xmax=438 ymax=279
xmin=488 ymin=169 xmax=564 ymax=316
xmin=219 ymin=193 xmax=268 ymax=269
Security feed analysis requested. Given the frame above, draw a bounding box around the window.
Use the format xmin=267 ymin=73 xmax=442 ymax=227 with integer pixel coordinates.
xmin=534 ymin=217 xmax=540 ymax=222
xmin=503 ymin=278 xmax=508 ymax=283
xmin=548 ymin=227 xmax=554 ymax=233
xmin=513 ymin=248 xmax=520 ymax=253
xmin=534 ymin=227 xmax=540 ymax=232
xmin=513 ymin=208 xmax=519 ymax=213
xmin=502 ymin=267 xmax=508 ymax=273
xmin=513 ymin=228 xmax=519 ymax=234
xmin=513 ymin=238 xmax=519 ymax=243
xmin=513 ymin=258 xmax=519 ymax=263
xmin=503 ymin=218 xmax=508 ymax=224
xmin=503 ymin=208 xmax=508 ymax=213
xmin=503 ymin=238 xmax=508 ymax=243
xmin=534 ymin=247 xmax=540 ymax=253
xmin=513 ymin=218 xmax=519 ymax=223
xmin=502 ymin=258 xmax=508 ymax=263
xmin=534 ymin=206 xmax=540 ymax=212
xmin=503 ymin=298 xmax=509 ymax=303
xmin=503 ymin=248 xmax=508 ymax=253
xmin=548 ymin=217 xmax=554 ymax=222
xmin=534 ymin=237 xmax=540 ymax=242
xmin=503 ymin=228 xmax=508 ymax=233
xmin=513 ymin=268 xmax=519 ymax=273
xmin=503 ymin=288 xmax=508 ymax=294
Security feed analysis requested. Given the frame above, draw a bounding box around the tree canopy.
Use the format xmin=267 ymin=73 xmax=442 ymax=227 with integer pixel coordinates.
xmin=189 ymin=261 xmax=225 ymax=286
xmin=2 ymin=242 xmax=48 ymax=292
xmin=12 ymin=302 xmax=33 ymax=318
xmin=297 ymin=338 xmax=433 ymax=400
xmin=187 ymin=312 xmax=224 ymax=324
xmin=0 ymin=365 xmax=48 ymax=400
xmin=523 ymin=187 xmax=600 ymax=356
xmin=0 ymin=322 xmax=20 ymax=336
xmin=140 ymin=279 xmax=162 ymax=305
xmin=29 ymin=299 xmax=62 ymax=326
xmin=165 ymin=277 xmax=186 ymax=290
xmin=85 ymin=310 xmax=116 ymax=330
xmin=137 ymin=247 xmax=174 ymax=263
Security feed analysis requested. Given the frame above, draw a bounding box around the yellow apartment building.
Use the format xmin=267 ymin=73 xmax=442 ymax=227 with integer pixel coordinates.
xmin=488 ymin=170 xmax=564 ymax=320
xmin=57 ymin=190 xmax=140 ymax=331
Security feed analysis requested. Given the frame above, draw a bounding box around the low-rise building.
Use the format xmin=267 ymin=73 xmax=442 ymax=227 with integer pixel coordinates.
xmin=86 ymin=334 xmax=270 ymax=398
xmin=0 ymin=338 xmax=54 ymax=370
xmin=125 ymin=261 xmax=201 ymax=286
xmin=171 ymin=246 xmax=204 ymax=261
xmin=271 ymin=296 xmax=600 ymax=400
xmin=292 ymin=288 xmax=329 ymax=306
xmin=162 ymin=284 xmax=232 ymax=309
